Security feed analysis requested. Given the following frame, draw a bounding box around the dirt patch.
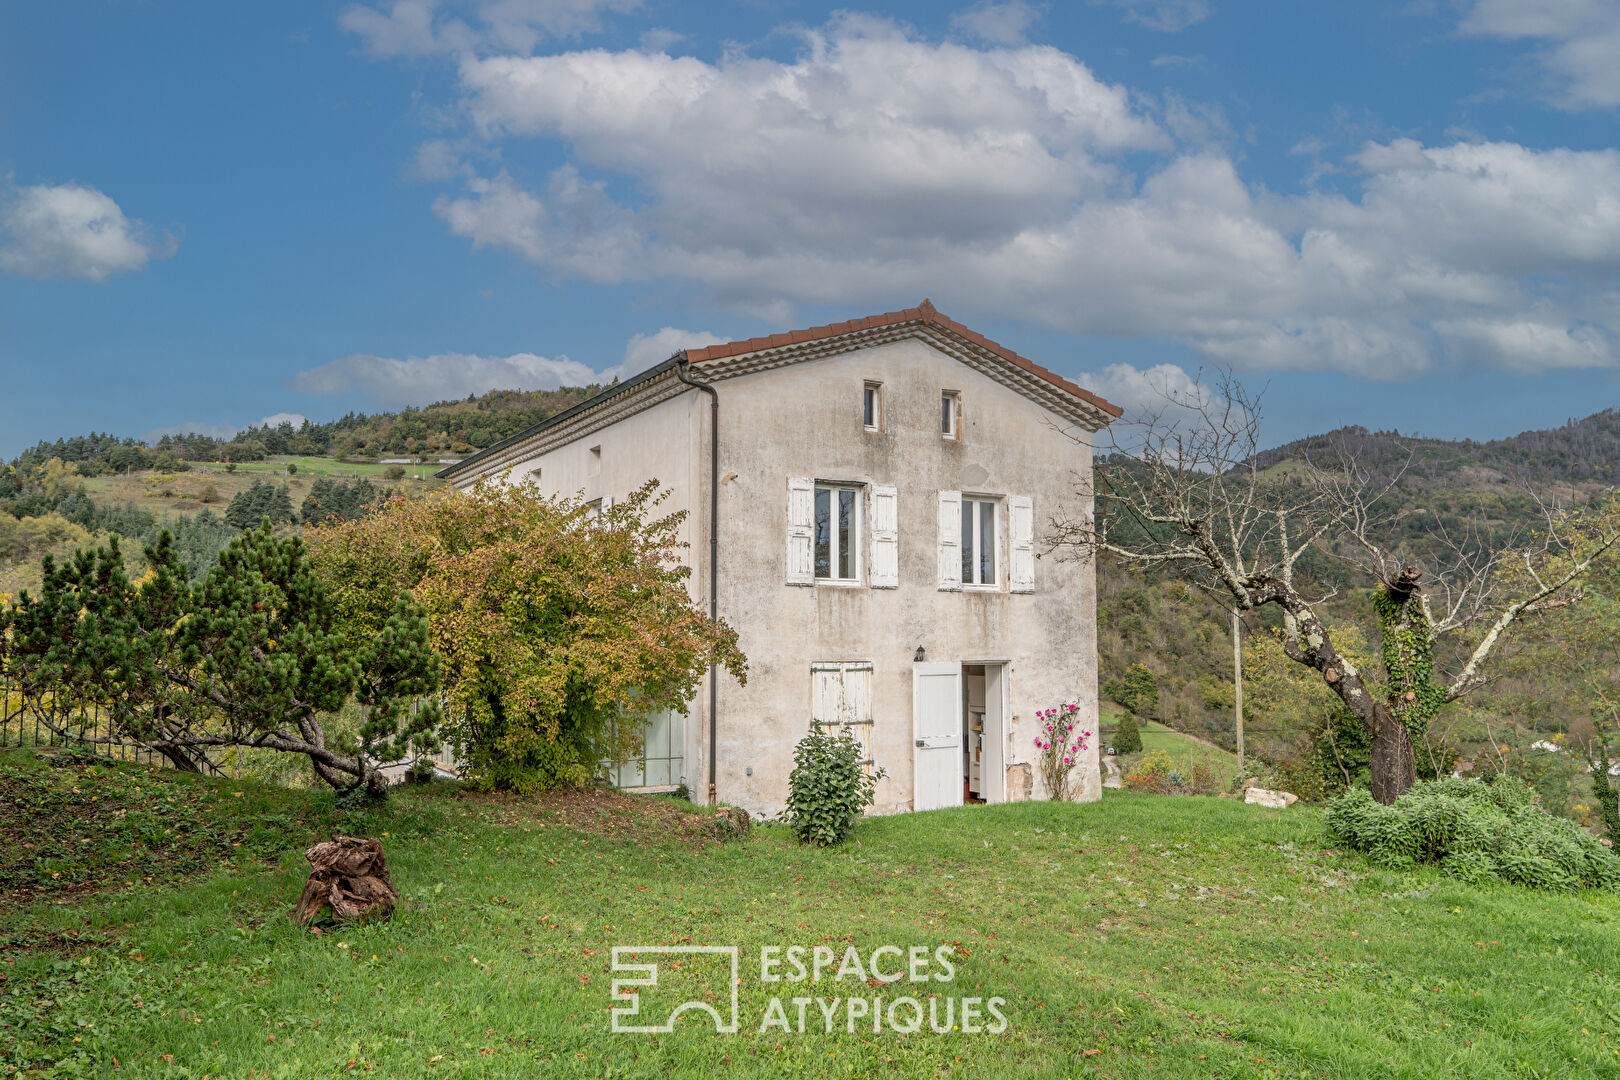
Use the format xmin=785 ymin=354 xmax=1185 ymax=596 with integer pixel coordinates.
xmin=470 ymin=785 xmax=751 ymax=848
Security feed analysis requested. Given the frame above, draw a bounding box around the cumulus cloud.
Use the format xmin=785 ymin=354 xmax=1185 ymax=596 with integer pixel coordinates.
xmin=290 ymin=350 xmax=600 ymax=406
xmin=1460 ymin=0 xmax=1620 ymax=108
xmin=287 ymin=326 xmax=729 ymax=406
xmin=341 ymin=0 xmax=639 ymax=56
xmin=950 ymin=1 xmax=1042 ymax=45
xmin=394 ymin=15 xmax=1620 ymax=381
xmin=0 ymin=182 xmax=177 ymax=282
xmin=616 ymin=327 xmax=729 ymax=378
xmin=1092 ymin=0 xmax=1212 ymax=33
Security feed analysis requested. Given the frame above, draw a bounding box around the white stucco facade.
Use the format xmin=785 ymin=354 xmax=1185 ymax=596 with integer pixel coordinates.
xmin=442 ymin=304 xmax=1117 ymax=817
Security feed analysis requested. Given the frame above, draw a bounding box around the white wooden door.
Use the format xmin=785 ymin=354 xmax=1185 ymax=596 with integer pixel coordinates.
xmin=982 ymin=665 xmax=1007 ymax=803
xmin=913 ymin=662 xmax=963 ymax=812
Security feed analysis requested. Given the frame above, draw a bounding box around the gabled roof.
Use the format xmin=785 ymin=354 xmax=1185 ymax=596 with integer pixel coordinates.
xmin=684 ymin=299 xmax=1122 ymax=419
xmin=439 ymin=300 xmax=1119 ymax=482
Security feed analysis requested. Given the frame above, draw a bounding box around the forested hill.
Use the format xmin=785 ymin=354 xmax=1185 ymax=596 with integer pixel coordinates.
xmin=9 ymin=385 xmax=605 ymax=471
xmin=1252 ymin=408 xmax=1620 ymax=487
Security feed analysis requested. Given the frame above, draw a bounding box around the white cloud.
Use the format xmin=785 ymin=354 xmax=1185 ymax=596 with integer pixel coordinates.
xmin=950 ymin=1 xmax=1042 ymax=45
xmin=286 ymin=326 xmax=727 ymax=407
xmin=341 ymin=0 xmax=639 ymax=57
xmin=1460 ymin=0 xmax=1620 ymax=108
xmin=616 ymin=327 xmax=728 ymax=378
xmin=0 ymin=182 xmax=176 ymax=282
xmin=1092 ymin=0 xmax=1212 ymax=32
xmin=290 ymin=350 xmax=600 ymax=406
xmin=397 ymin=16 xmax=1620 ymax=381
xmin=143 ymin=413 xmax=310 ymax=443
xmin=1076 ymin=362 xmax=1210 ymax=418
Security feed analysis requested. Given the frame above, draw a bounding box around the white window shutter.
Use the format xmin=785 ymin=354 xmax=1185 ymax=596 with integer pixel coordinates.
xmin=938 ymin=490 xmax=962 ymax=590
xmin=1009 ymin=494 xmax=1035 ymax=593
xmin=845 ymin=664 xmax=873 ymax=765
xmin=786 ymin=477 xmax=814 ymax=586
xmin=811 ymin=664 xmax=842 ymax=731
xmin=869 ymin=484 xmax=899 ymax=588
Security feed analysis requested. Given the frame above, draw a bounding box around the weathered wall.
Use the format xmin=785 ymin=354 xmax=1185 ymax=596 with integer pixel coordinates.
xmin=708 ymin=337 xmax=1099 ymax=816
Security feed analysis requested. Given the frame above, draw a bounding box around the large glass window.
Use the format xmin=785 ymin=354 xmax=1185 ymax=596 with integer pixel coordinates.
xmin=961 ymin=497 xmax=998 ymax=586
xmin=815 ymin=484 xmax=860 ymax=581
xmin=603 ymin=708 xmax=685 ymax=790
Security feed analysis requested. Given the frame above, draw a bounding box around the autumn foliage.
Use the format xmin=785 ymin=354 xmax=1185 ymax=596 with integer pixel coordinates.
xmin=308 ymin=480 xmax=745 ymax=791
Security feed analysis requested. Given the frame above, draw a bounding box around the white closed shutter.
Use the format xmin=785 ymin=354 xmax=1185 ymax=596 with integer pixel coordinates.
xmin=1009 ymin=494 xmax=1035 ymax=593
xmin=869 ymin=484 xmax=899 ymax=588
xmin=938 ymin=490 xmax=962 ymax=590
xmin=787 ymin=477 xmax=814 ymax=586
xmin=812 ymin=661 xmax=874 ymax=767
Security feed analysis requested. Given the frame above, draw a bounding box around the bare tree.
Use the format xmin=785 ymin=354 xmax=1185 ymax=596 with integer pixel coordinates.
xmin=1053 ymin=370 xmax=1620 ymax=804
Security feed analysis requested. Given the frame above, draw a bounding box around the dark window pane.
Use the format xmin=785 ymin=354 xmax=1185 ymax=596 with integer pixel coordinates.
xmin=814 ymin=488 xmax=831 ymax=579
xmin=864 ymin=387 xmax=875 ymax=427
xmin=980 ymin=500 xmax=995 ymax=584
xmin=961 ymin=500 xmax=974 ymax=583
xmin=838 ymin=489 xmax=856 ymax=579
xmin=942 ymin=394 xmax=952 ymax=434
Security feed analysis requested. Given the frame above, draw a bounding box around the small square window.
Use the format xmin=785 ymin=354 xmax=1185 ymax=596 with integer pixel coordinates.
xmin=863 ymin=382 xmax=882 ymax=431
xmin=941 ymin=391 xmax=959 ymax=439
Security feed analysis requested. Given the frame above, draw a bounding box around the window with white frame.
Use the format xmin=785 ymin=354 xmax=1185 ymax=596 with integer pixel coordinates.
xmin=812 ymin=661 xmax=873 ymax=766
xmin=602 ymin=708 xmax=685 ymax=790
xmin=814 ymin=483 xmax=861 ymax=581
xmin=961 ymin=496 xmax=998 ymax=586
xmin=941 ymin=390 xmax=959 ymax=439
xmin=863 ymin=382 xmax=882 ymax=431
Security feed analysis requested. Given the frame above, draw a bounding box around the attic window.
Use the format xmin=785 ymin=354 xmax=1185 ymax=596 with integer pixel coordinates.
xmin=941 ymin=391 xmax=959 ymax=439
xmin=863 ymin=382 xmax=882 ymax=431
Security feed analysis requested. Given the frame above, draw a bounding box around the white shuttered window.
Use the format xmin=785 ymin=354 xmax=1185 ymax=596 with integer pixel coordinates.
xmin=811 ymin=661 xmax=874 ymax=766
xmin=1009 ymin=495 xmax=1035 ymax=593
xmin=937 ymin=490 xmax=963 ymax=590
xmin=786 ymin=477 xmax=815 ymax=585
xmin=869 ymin=485 xmax=898 ymax=588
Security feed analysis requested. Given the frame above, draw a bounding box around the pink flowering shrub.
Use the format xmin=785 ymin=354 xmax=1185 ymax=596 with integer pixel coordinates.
xmin=1033 ymin=702 xmax=1092 ymax=801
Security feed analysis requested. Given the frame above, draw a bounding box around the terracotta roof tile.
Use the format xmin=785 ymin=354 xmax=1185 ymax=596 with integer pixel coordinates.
xmin=683 ymin=302 xmax=1123 ymax=418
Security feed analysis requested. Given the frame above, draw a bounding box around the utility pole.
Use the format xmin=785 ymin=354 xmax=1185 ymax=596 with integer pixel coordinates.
xmin=1232 ymin=608 xmax=1245 ymax=782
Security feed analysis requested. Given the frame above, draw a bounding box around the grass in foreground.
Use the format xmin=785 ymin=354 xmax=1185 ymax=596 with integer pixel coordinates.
xmin=3 ymin=752 xmax=1619 ymax=1079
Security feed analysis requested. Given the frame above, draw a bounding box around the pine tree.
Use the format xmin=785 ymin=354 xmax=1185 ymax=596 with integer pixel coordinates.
xmin=1113 ymin=711 xmax=1143 ymax=755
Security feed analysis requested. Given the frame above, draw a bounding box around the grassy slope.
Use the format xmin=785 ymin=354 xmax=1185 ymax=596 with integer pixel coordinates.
xmin=1103 ymin=703 xmax=1244 ymax=788
xmin=4 ymin=753 xmax=1619 ymax=1079
xmin=79 ymin=457 xmax=443 ymax=518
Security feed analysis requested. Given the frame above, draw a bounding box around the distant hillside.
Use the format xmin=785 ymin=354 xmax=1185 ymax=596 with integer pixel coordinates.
xmin=1253 ymin=409 xmax=1620 ymax=488
xmin=9 ymin=385 xmax=606 ymax=472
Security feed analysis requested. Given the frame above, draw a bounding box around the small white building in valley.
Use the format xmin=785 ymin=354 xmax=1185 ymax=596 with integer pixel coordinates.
xmin=438 ymin=301 xmax=1119 ymax=816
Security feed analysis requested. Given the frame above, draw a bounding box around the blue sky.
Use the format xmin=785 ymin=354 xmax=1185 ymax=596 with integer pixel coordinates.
xmin=4 ymin=0 xmax=1620 ymax=459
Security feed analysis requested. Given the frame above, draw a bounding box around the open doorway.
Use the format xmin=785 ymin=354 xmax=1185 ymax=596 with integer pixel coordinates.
xmin=913 ymin=661 xmax=1007 ymax=811
xmin=963 ymin=664 xmax=1006 ymax=804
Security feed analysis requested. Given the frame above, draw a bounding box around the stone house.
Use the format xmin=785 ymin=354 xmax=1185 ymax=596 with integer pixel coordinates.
xmin=438 ymin=301 xmax=1119 ymax=816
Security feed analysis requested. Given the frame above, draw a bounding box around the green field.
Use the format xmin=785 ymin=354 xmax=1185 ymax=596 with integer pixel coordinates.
xmin=4 ymin=749 xmax=1618 ymax=1078
xmin=1102 ymin=704 xmax=1245 ymax=787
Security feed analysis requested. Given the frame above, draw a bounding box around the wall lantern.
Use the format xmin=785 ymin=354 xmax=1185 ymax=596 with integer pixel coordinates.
xmin=913 ymin=645 xmax=927 ymax=663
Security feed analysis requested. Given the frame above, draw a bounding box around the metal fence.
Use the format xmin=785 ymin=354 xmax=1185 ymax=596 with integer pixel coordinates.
xmin=0 ymin=677 xmax=230 ymax=776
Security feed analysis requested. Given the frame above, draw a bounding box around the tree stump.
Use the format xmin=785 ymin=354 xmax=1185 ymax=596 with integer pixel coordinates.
xmin=294 ymin=835 xmax=398 ymax=926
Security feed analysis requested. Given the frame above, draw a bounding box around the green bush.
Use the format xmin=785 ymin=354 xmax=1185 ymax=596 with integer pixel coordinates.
xmin=1324 ymin=778 xmax=1620 ymax=892
xmin=1113 ymin=712 xmax=1143 ymax=755
xmin=782 ymin=724 xmax=883 ymax=847
xmin=1106 ymin=662 xmax=1160 ymax=717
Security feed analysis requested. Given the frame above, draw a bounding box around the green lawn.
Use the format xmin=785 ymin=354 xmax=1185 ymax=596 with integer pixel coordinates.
xmin=4 ymin=750 xmax=1619 ymax=1078
xmin=1103 ymin=704 xmax=1244 ymax=788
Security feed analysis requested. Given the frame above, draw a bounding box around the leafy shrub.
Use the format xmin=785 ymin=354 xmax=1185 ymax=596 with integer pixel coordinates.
xmin=783 ymin=724 xmax=883 ymax=847
xmin=1113 ymin=712 xmax=1143 ymax=755
xmin=1124 ymin=749 xmax=1173 ymax=794
xmin=1106 ymin=663 xmax=1159 ymax=717
xmin=1324 ymin=778 xmax=1620 ymax=892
